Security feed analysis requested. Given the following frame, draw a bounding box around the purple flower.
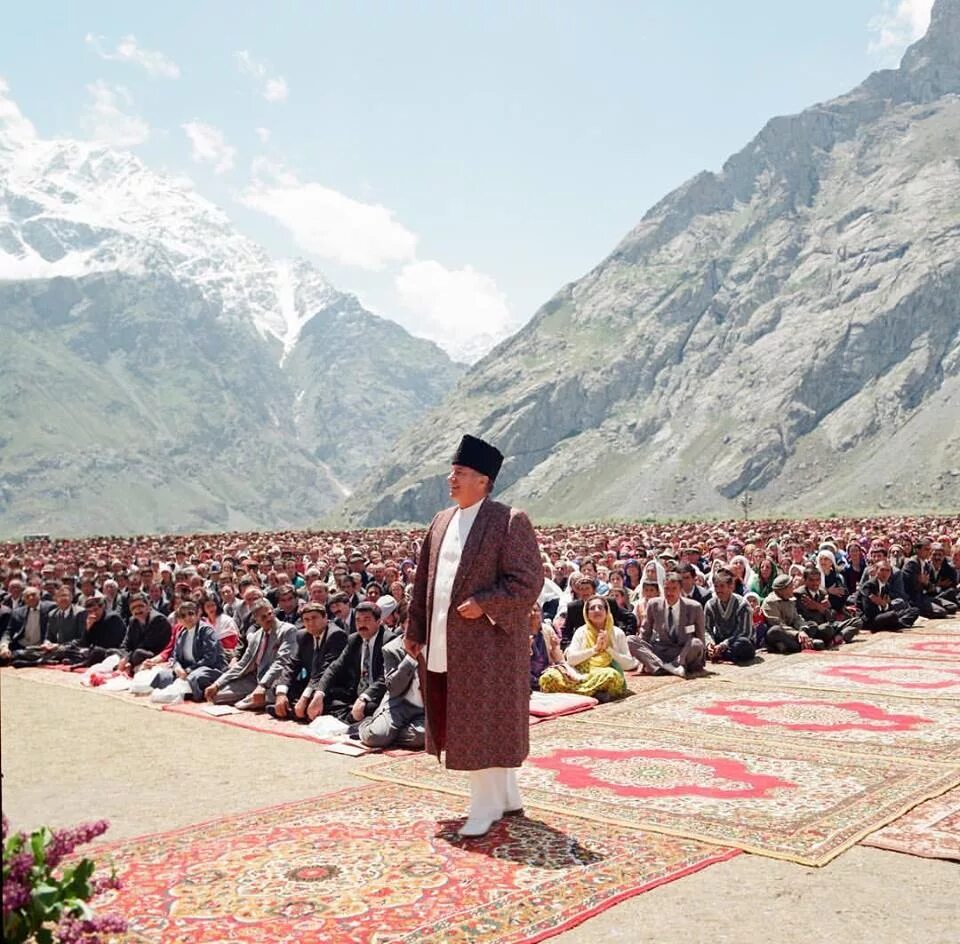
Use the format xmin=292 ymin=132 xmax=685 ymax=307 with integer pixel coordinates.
xmin=56 ymin=912 xmax=128 ymax=943
xmin=46 ymin=820 xmax=110 ymax=868
xmin=5 ymin=849 xmax=35 ymax=881
xmin=2 ymin=877 xmax=31 ymax=914
xmin=91 ymin=872 xmax=122 ymax=895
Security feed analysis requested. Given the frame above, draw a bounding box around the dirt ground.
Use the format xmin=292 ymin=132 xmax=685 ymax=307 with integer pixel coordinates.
xmin=1 ymin=670 xmax=957 ymax=944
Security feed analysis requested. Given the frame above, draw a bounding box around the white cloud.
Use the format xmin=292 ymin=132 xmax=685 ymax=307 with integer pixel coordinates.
xmin=84 ymin=33 xmax=180 ymax=78
xmin=255 ymin=126 xmax=271 ymax=144
xmin=235 ymin=50 xmax=289 ymax=103
xmin=182 ymin=121 xmax=236 ymax=174
xmin=81 ymin=81 xmax=150 ymax=146
xmin=868 ymin=0 xmax=933 ymax=60
xmin=0 ymin=77 xmax=37 ymax=144
xmin=395 ymin=260 xmax=513 ymax=349
xmin=241 ymin=165 xmax=417 ymax=270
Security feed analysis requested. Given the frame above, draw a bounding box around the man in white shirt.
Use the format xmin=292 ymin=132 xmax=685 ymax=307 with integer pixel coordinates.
xmin=407 ymin=435 xmax=543 ymax=837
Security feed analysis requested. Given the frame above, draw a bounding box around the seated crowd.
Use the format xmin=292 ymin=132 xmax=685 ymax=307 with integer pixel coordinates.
xmin=1 ymin=515 xmax=958 ymax=731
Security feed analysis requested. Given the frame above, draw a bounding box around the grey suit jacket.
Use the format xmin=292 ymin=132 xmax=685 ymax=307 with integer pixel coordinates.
xmin=215 ymin=620 xmax=298 ymax=691
xmin=641 ymin=597 xmax=705 ymax=648
xmin=380 ymin=634 xmax=420 ymax=707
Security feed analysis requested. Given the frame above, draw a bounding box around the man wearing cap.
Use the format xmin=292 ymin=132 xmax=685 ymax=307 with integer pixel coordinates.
xmin=762 ymin=574 xmax=828 ymax=653
xmin=406 ymin=434 xmax=543 ymax=838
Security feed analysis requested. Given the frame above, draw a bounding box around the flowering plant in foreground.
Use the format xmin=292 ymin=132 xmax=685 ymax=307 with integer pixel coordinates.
xmin=2 ymin=814 xmax=128 ymax=943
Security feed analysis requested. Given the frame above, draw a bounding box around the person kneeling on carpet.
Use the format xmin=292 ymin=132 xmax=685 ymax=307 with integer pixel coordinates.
xmin=539 ymin=596 xmax=634 ymax=701
xmin=203 ymin=598 xmax=297 ymax=710
xmin=358 ymin=634 xmax=425 ymax=750
xmin=151 ymin=600 xmax=227 ymax=700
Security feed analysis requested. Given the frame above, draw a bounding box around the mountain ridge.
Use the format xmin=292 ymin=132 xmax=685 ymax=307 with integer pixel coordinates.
xmin=337 ymin=0 xmax=960 ymax=526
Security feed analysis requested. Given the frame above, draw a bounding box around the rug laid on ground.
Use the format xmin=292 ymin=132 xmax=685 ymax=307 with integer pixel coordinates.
xmin=92 ymin=784 xmax=737 ymax=944
xmin=862 ymin=787 xmax=960 ymax=861
xmin=575 ymin=681 xmax=960 ymax=764
xmin=846 ymin=634 xmax=960 ymax=662
xmin=735 ymin=653 xmax=960 ymax=700
xmin=359 ymin=722 xmax=960 ymax=866
xmin=905 ymin=619 xmax=960 ymax=635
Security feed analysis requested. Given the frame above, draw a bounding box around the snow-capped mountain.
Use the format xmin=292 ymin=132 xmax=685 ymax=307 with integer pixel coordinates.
xmin=0 ymin=122 xmax=343 ymax=355
xmin=0 ymin=88 xmax=463 ymax=535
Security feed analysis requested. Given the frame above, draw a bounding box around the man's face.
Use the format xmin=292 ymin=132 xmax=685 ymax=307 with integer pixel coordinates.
xmin=575 ymin=580 xmax=595 ymax=600
xmin=55 ymin=587 xmax=72 ymax=609
xmin=130 ymin=600 xmax=148 ymax=622
xmin=680 ymin=572 xmax=694 ymax=593
xmin=876 ymin=565 xmax=892 ymax=583
xmin=355 ymin=610 xmax=379 ymax=640
xmin=302 ymin=610 xmax=328 ymax=638
xmin=663 ymin=581 xmax=681 ymax=606
xmin=22 ymin=589 xmax=40 ymax=608
xmin=254 ymin=607 xmax=276 ymax=631
xmin=804 ymin=573 xmax=821 ymax=592
xmin=714 ymin=579 xmax=733 ymax=603
xmin=128 ymin=576 xmax=141 ymax=592
xmin=447 ymin=464 xmax=488 ymax=509
xmin=277 ymin=590 xmax=297 ymax=613
xmin=330 ymin=600 xmax=348 ymax=620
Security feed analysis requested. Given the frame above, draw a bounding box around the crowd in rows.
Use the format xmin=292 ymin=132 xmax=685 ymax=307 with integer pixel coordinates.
xmin=2 ymin=514 xmax=958 ymax=744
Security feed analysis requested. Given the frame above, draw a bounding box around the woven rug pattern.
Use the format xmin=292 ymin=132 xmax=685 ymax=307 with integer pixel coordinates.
xmin=359 ymin=722 xmax=960 ymax=866
xmin=845 ymin=634 xmax=960 ymax=662
xmin=575 ymin=680 xmax=960 ymax=764
xmin=732 ymin=653 xmax=960 ymax=699
xmin=862 ymin=787 xmax=960 ymax=861
xmin=93 ymin=784 xmax=736 ymax=944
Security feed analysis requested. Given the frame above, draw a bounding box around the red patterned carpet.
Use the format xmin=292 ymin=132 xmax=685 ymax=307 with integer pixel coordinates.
xmin=360 ymin=722 xmax=960 ymax=866
xmin=580 ymin=680 xmax=960 ymax=764
xmin=737 ymin=653 xmax=960 ymax=699
xmin=862 ymin=787 xmax=960 ymax=861
xmin=846 ymin=634 xmax=960 ymax=662
xmin=93 ymin=785 xmax=736 ymax=944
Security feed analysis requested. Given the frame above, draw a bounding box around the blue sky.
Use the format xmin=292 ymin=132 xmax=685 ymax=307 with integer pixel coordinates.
xmin=0 ymin=0 xmax=933 ymax=358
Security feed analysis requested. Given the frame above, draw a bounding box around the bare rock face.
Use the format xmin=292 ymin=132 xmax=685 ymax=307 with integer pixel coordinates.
xmin=341 ymin=0 xmax=960 ymax=525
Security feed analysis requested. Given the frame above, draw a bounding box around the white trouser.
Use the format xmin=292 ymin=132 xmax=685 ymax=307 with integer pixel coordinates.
xmin=467 ymin=767 xmax=522 ymax=820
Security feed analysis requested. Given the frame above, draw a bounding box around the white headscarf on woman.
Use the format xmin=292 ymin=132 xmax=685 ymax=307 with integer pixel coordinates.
xmin=642 ymin=559 xmax=665 ymax=594
xmin=816 ymin=550 xmax=838 ymax=587
xmin=729 ymin=554 xmax=756 ymax=592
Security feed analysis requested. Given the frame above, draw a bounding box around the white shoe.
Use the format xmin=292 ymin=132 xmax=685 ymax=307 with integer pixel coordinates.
xmin=458 ymin=816 xmax=497 ymax=838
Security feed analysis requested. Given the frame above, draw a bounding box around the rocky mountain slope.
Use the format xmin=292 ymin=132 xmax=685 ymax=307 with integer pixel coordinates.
xmin=0 ymin=98 xmax=462 ymax=536
xmin=340 ymin=0 xmax=960 ymax=526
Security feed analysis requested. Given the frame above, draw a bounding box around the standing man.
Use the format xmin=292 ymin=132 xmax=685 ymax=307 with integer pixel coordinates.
xmin=406 ymin=435 xmax=543 ymax=837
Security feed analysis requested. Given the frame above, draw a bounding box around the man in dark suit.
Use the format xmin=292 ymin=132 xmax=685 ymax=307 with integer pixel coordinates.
xmin=309 ymin=601 xmax=396 ymax=724
xmin=679 ymin=564 xmax=712 ymax=607
xmin=117 ymin=593 xmax=172 ymax=673
xmin=270 ymin=602 xmax=347 ymax=721
xmin=0 ymin=587 xmax=56 ymax=662
xmin=358 ymin=634 xmax=425 ymax=749
xmin=81 ymin=594 xmax=127 ymax=650
xmin=859 ymin=560 xmax=920 ymax=631
xmin=150 ymin=600 xmax=227 ymax=700
xmin=628 ymin=572 xmax=706 ymax=677
xmin=901 ymin=540 xmax=953 ymax=618
xmin=45 ymin=585 xmax=87 ymax=646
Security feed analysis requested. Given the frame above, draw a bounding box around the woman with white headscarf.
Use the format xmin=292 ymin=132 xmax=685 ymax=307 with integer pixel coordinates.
xmin=728 ymin=555 xmax=756 ymax=597
xmin=816 ymin=550 xmax=848 ymax=616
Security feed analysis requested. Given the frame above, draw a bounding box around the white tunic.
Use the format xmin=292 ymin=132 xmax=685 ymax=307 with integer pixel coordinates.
xmin=427 ymin=498 xmax=484 ymax=673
